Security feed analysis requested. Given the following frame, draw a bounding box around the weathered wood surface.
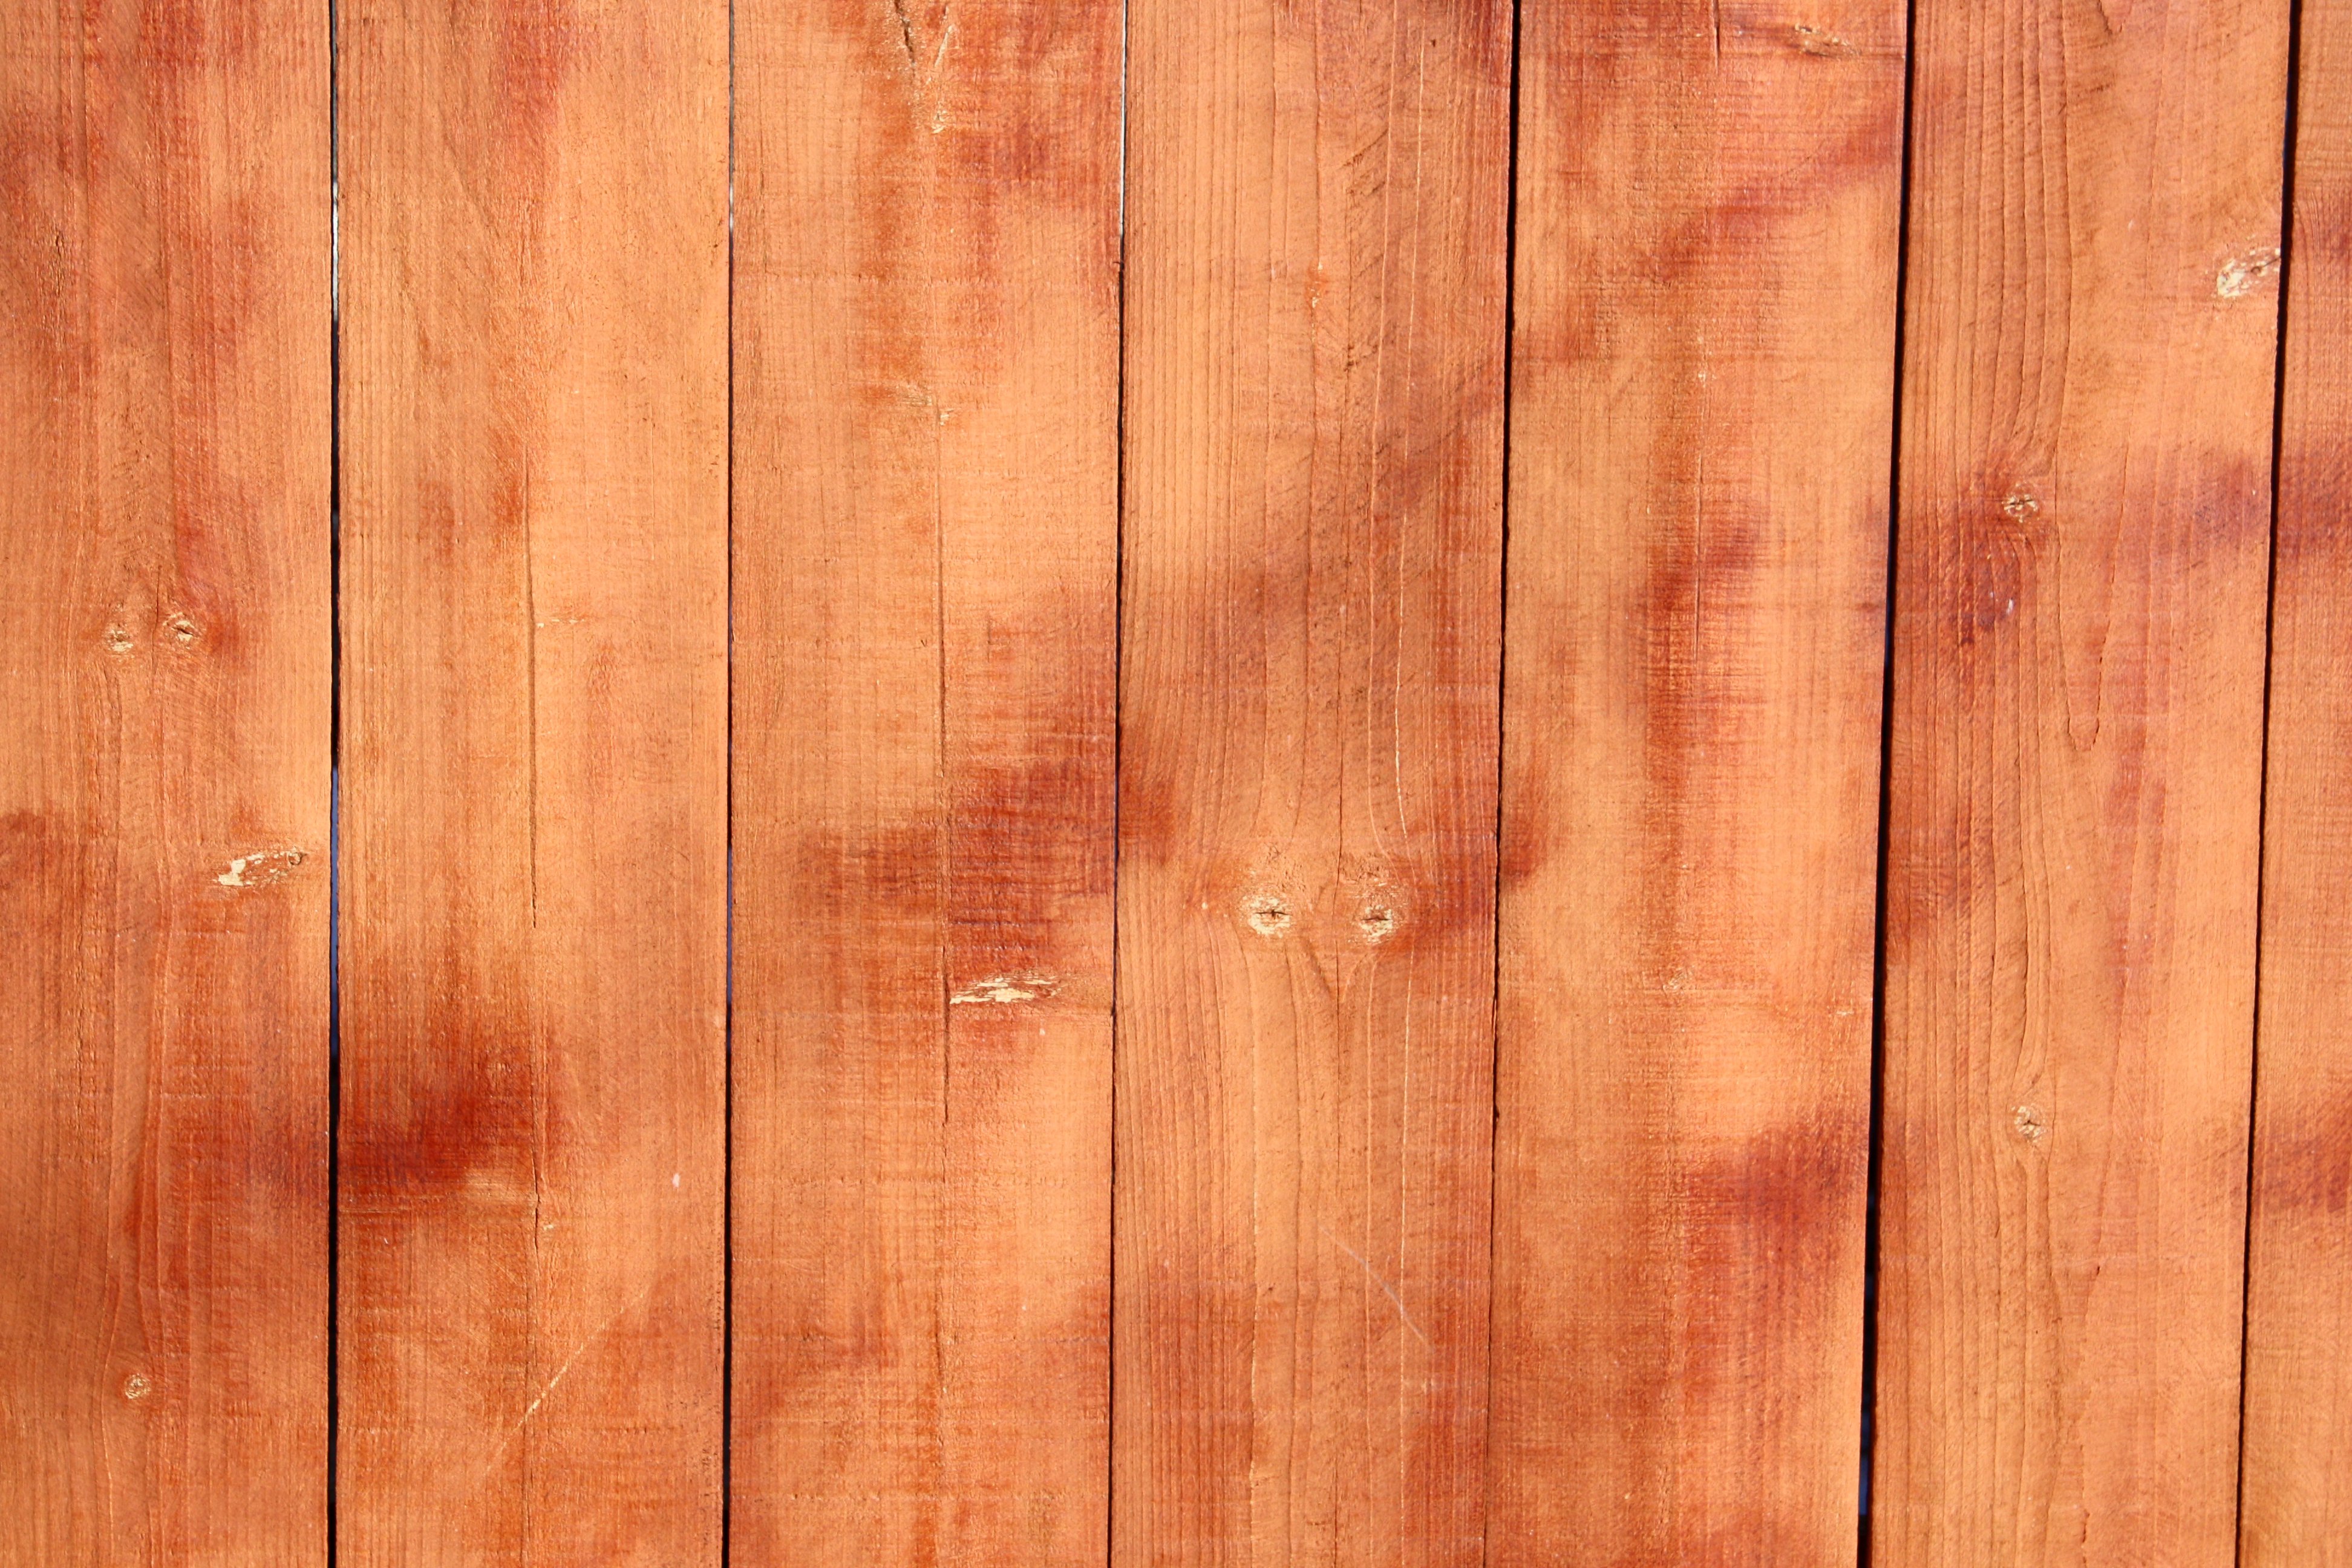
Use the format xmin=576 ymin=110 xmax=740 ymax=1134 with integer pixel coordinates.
xmin=1114 ymin=0 xmax=1512 ymax=1561
xmin=0 ymin=2 xmax=332 ymax=1561
xmin=1491 ymin=4 xmax=1907 ymax=1564
xmin=337 ymin=0 xmax=730 ymax=1559
xmin=10 ymin=4 xmax=2352 ymax=1563
xmin=1877 ymin=1 xmax=2288 ymax=1564
xmin=728 ymin=0 xmax=1123 ymax=1562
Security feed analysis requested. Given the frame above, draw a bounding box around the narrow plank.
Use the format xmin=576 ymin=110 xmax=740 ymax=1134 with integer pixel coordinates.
xmin=1114 ymin=1 xmax=1511 ymax=1561
xmin=1489 ymin=3 xmax=1906 ymax=1562
xmin=0 ymin=2 xmax=330 ymax=1560
xmin=728 ymin=1 xmax=1122 ymax=1561
xmin=336 ymin=1 xmax=729 ymax=1559
xmin=1876 ymin=2 xmax=2288 ymax=1564
xmin=2241 ymin=1 xmax=2352 ymax=1558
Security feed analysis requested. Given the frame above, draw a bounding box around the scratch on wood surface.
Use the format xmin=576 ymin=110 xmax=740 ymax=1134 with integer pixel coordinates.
xmin=1324 ymin=1228 xmax=1430 ymax=1348
xmin=482 ymin=1279 xmax=658 ymax=1475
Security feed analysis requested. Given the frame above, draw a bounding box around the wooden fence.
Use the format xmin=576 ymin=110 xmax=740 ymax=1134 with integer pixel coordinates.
xmin=1 ymin=0 xmax=2345 ymax=1563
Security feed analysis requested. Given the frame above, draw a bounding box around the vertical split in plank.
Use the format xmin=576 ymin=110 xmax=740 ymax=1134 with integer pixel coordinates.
xmin=0 ymin=2 xmax=332 ymax=1559
xmin=2243 ymin=2 xmax=2352 ymax=1559
xmin=338 ymin=1 xmax=730 ymax=1559
xmin=729 ymin=1 xmax=1122 ymax=1562
xmin=1878 ymin=2 xmax=2287 ymax=1564
xmin=1490 ymin=4 xmax=1904 ymax=1563
xmin=1115 ymin=2 xmax=1511 ymax=1561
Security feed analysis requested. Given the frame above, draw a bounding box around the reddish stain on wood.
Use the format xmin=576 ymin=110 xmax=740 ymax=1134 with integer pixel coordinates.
xmin=1116 ymin=0 xmax=1511 ymax=1560
xmin=0 ymin=0 xmax=332 ymax=1558
xmin=1876 ymin=3 xmax=2286 ymax=1566
xmin=1491 ymin=3 xmax=1903 ymax=1564
xmin=4 ymin=4 xmax=2343 ymax=1563
xmin=729 ymin=0 xmax=1122 ymax=1563
xmin=337 ymin=0 xmax=729 ymax=1560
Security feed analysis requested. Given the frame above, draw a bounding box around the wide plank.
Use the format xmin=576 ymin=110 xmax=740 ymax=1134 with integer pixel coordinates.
xmin=0 ymin=2 xmax=332 ymax=1560
xmin=728 ymin=1 xmax=1123 ymax=1562
xmin=2241 ymin=0 xmax=2352 ymax=1559
xmin=1489 ymin=3 xmax=1906 ymax=1563
xmin=1114 ymin=1 xmax=1512 ymax=1561
xmin=1875 ymin=2 xmax=2287 ymax=1564
xmin=336 ymin=1 xmax=730 ymax=1559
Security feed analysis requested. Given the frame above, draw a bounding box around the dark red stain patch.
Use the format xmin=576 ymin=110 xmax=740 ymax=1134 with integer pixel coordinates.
xmin=339 ymin=1016 xmax=538 ymax=1203
xmin=489 ymin=0 xmax=586 ymax=175
xmin=2253 ymin=1096 xmax=2352 ymax=1218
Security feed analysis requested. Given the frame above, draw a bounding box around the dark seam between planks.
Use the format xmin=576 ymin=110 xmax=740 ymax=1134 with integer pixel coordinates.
xmin=722 ymin=0 xmax=739 ymax=1558
xmin=1107 ymin=0 xmax=1129 ymax=1558
xmin=1861 ymin=0 xmax=1923 ymax=1557
xmin=327 ymin=0 xmax=343 ymax=1556
xmin=1481 ymin=0 xmax=1525 ymax=1563
xmin=2234 ymin=2 xmax=2307 ymax=1563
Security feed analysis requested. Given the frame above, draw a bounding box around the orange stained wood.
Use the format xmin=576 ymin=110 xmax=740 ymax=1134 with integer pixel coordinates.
xmin=728 ymin=0 xmax=1123 ymax=1563
xmin=1491 ymin=2 xmax=1906 ymax=1564
xmin=2242 ymin=1 xmax=2352 ymax=1561
xmin=336 ymin=0 xmax=730 ymax=1560
xmin=1876 ymin=1 xmax=2287 ymax=1566
xmin=1114 ymin=0 xmax=1512 ymax=1561
xmin=0 ymin=2 xmax=332 ymax=1560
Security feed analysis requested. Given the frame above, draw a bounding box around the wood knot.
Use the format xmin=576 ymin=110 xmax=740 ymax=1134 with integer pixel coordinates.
xmin=102 ymin=626 xmax=136 ymax=655
xmin=1357 ymin=903 xmax=1398 ymax=943
xmin=2001 ymin=491 xmax=2039 ymax=520
xmin=122 ymin=1373 xmax=152 ymax=1402
xmin=1243 ymin=893 xmax=1292 ymax=938
xmin=165 ymin=615 xmax=200 ymax=647
xmin=2012 ymin=1104 xmax=2048 ymax=1144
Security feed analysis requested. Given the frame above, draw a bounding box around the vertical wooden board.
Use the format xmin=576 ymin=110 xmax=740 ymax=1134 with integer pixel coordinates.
xmin=0 ymin=2 xmax=330 ymax=1561
xmin=337 ymin=1 xmax=728 ymax=1560
xmin=1877 ymin=2 xmax=2286 ymax=1564
xmin=1489 ymin=3 xmax=1904 ymax=1563
xmin=1114 ymin=1 xmax=1510 ymax=1562
xmin=729 ymin=1 xmax=1121 ymax=1563
xmin=2242 ymin=2 xmax=2352 ymax=1558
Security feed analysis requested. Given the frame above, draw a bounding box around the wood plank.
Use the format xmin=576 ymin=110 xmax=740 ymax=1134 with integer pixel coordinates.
xmin=2241 ymin=1 xmax=2352 ymax=1558
xmin=336 ymin=1 xmax=729 ymax=1559
xmin=1875 ymin=2 xmax=2288 ymax=1563
xmin=728 ymin=1 xmax=1122 ymax=1562
xmin=1113 ymin=2 xmax=1511 ymax=1561
xmin=1488 ymin=4 xmax=1906 ymax=1562
xmin=0 ymin=2 xmax=330 ymax=1560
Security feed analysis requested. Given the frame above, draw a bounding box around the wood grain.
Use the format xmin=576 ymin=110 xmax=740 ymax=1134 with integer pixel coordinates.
xmin=1489 ymin=4 xmax=1906 ymax=1563
xmin=0 ymin=2 xmax=330 ymax=1561
xmin=728 ymin=1 xmax=1122 ymax=1562
xmin=2241 ymin=1 xmax=2352 ymax=1558
xmin=336 ymin=1 xmax=729 ymax=1560
xmin=1875 ymin=2 xmax=2288 ymax=1564
xmin=1114 ymin=2 xmax=1511 ymax=1561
